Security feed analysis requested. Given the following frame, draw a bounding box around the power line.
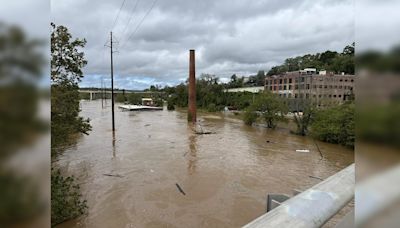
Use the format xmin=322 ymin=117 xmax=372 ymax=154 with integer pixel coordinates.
xmin=120 ymin=0 xmax=141 ymax=38
xmin=111 ymin=0 xmax=127 ymax=32
xmin=122 ymin=0 xmax=158 ymax=48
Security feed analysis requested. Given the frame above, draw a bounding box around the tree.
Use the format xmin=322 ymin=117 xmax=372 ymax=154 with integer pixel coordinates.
xmin=50 ymin=23 xmax=89 ymax=225
xmin=51 ymin=23 xmax=87 ymax=85
xmin=51 ymin=23 xmax=91 ymax=150
xmin=311 ymin=102 xmax=354 ymax=148
xmin=292 ymin=102 xmax=316 ymax=136
xmin=128 ymin=93 xmax=141 ymax=104
xmin=255 ymin=70 xmax=265 ymax=86
xmin=244 ymin=92 xmax=288 ymax=128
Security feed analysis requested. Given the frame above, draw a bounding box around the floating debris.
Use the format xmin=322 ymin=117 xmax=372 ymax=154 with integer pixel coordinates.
xmin=144 ymin=124 xmax=151 ymax=127
xmin=175 ymin=183 xmax=186 ymax=195
xmin=103 ymin=173 xmax=124 ymax=178
xmin=309 ymin=175 xmax=324 ymax=181
xmin=296 ymin=149 xmax=310 ymax=153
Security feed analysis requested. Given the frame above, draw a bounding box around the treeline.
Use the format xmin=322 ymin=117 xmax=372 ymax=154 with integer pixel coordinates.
xmin=267 ymin=43 xmax=355 ymax=76
xmin=242 ymin=92 xmax=354 ymax=148
xmin=159 ymin=77 xmax=354 ymax=148
xmin=164 ymin=74 xmax=256 ymax=111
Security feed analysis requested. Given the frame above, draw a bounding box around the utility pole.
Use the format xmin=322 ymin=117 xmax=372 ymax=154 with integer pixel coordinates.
xmin=105 ymin=31 xmax=116 ymax=131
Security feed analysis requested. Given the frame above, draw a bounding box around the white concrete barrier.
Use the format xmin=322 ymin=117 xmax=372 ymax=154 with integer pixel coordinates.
xmin=243 ymin=164 xmax=355 ymax=228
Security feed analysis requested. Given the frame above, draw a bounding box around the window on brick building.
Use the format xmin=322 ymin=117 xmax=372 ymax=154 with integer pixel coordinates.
xmin=284 ymin=85 xmax=287 ymax=90
xmin=289 ymin=78 xmax=292 ymax=83
xmin=306 ymin=84 xmax=310 ymax=89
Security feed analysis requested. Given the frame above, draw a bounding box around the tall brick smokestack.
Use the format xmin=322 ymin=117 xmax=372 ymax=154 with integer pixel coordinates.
xmin=188 ymin=49 xmax=196 ymax=123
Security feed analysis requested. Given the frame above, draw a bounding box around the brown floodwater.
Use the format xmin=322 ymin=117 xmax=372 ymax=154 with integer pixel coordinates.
xmin=55 ymin=100 xmax=354 ymax=228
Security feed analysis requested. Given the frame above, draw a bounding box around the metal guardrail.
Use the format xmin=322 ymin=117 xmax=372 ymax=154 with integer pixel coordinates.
xmin=243 ymin=164 xmax=355 ymax=228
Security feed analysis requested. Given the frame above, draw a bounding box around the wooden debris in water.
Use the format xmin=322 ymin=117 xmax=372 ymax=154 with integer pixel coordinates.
xmin=175 ymin=183 xmax=186 ymax=195
xmin=309 ymin=175 xmax=324 ymax=181
xmin=103 ymin=173 xmax=124 ymax=178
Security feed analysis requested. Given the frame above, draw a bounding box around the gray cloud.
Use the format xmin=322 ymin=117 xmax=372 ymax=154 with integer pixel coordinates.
xmin=51 ymin=0 xmax=354 ymax=89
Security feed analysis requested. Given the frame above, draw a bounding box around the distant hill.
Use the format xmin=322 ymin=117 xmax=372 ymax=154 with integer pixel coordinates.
xmin=267 ymin=43 xmax=355 ymax=76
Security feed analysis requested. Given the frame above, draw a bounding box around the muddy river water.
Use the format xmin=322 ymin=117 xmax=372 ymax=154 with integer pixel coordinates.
xmin=56 ymin=100 xmax=354 ymax=228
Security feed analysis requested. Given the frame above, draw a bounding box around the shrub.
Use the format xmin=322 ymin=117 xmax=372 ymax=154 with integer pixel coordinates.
xmin=243 ymin=109 xmax=258 ymax=125
xmin=127 ymin=93 xmax=141 ymax=105
xmin=51 ymin=169 xmax=87 ymax=226
xmin=311 ymin=102 xmax=354 ymax=148
xmin=115 ymin=93 xmax=126 ymax=103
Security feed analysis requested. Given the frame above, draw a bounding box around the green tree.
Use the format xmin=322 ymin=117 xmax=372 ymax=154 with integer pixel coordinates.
xmin=127 ymin=93 xmax=141 ymax=104
xmin=292 ymin=102 xmax=316 ymax=136
xmin=311 ymin=102 xmax=355 ymax=148
xmin=51 ymin=23 xmax=91 ymax=150
xmin=51 ymin=23 xmax=89 ymax=226
xmin=115 ymin=93 xmax=126 ymax=103
xmin=244 ymin=92 xmax=288 ymax=128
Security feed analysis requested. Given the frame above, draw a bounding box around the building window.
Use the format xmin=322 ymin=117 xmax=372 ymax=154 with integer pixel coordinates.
xmin=319 ymin=94 xmax=322 ymax=98
xmin=306 ymin=93 xmax=309 ymax=99
xmin=295 ymin=85 xmax=298 ymax=89
xmin=329 ymin=94 xmax=332 ymax=98
xmin=351 ymin=79 xmax=354 ymax=82
xmin=301 ymin=77 xmax=305 ymax=82
xmin=313 ymin=94 xmax=316 ymax=98
xmin=279 ymin=85 xmax=282 ymax=90
xmin=280 ymin=79 xmax=282 ymax=84
xmin=345 ymin=79 xmax=348 ymax=82
xmin=289 ymin=78 xmax=292 ymax=83
xmin=306 ymin=84 xmax=310 ymax=89
xmin=295 ymin=94 xmax=298 ymax=98
xmin=324 ymin=85 xmax=327 ymax=89
xmin=339 ymin=85 xmax=342 ymax=89
xmin=284 ymin=79 xmax=287 ymax=84
xmin=334 ymin=85 xmax=337 ymax=89
xmin=339 ymin=94 xmax=342 ymax=98
xmin=333 ymin=95 xmax=337 ymax=98
xmin=340 ymin=79 xmax=343 ymax=82
xmin=289 ymin=85 xmax=292 ymax=90
xmin=284 ymin=85 xmax=287 ymax=90
xmin=319 ymin=85 xmax=322 ymax=89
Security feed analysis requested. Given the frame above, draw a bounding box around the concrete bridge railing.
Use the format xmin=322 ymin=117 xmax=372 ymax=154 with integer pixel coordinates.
xmin=243 ymin=164 xmax=355 ymax=228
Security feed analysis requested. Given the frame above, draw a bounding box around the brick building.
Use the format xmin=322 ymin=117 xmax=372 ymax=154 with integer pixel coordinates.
xmin=265 ymin=68 xmax=355 ymax=108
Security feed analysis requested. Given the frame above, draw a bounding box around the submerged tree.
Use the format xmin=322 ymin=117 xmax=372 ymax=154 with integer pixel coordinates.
xmin=244 ymin=92 xmax=288 ymax=128
xmin=51 ymin=23 xmax=90 ymax=226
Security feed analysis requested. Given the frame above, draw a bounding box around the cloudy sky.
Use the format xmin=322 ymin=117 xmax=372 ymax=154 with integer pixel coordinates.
xmin=50 ymin=0 xmax=356 ymax=90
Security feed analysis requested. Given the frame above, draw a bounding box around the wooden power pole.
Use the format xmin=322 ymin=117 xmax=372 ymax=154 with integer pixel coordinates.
xmin=108 ymin=31 xmax=115 ymax=131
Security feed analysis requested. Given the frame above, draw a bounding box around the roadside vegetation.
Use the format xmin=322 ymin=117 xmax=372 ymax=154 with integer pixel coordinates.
xmin=51 ymin=23 xmax=90 ymax=226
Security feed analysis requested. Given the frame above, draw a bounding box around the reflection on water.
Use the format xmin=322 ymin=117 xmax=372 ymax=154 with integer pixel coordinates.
xmin=55 ymin=100 xmax=354 ymax=228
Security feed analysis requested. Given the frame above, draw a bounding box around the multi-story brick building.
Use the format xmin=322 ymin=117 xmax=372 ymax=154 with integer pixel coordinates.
xmin=265 ymin=68 xmax=355 ymax=108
